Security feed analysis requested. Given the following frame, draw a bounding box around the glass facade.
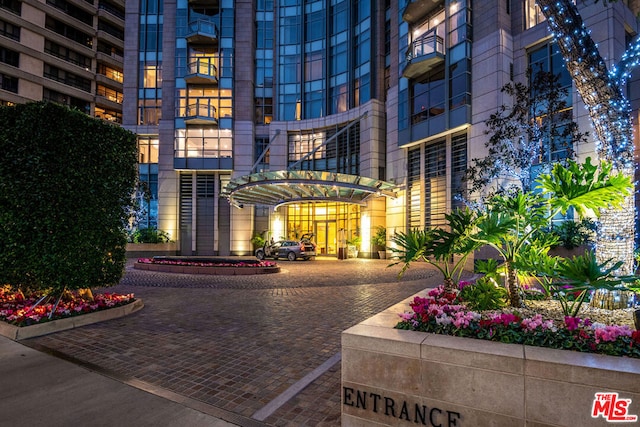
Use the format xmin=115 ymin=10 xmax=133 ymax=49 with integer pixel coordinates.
xmin=528 ymin=42 xmax=573 ymax=166
xmin=137 ymin=0 xmax=163 ymax=126
xmin=137 ymin=136 xmax=159 ymax=229
xmin=175 ymin=0 xmax=234 ymax=159
xmin=277 ymin=0 xmax=375 ymax=121
xmin=398 ymin=0 xmax=472 ymax=144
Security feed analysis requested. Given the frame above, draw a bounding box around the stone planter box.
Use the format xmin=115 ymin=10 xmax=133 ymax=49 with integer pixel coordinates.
xmin=126 ymin=242 xmax=178 ymax=258
xmin=0 ymin=299 xmax=144 ymax=341
xmin=133 ymin=262 xmax=280 ymax=275
xmin=342 ymin=291 xmax=640 ymax=427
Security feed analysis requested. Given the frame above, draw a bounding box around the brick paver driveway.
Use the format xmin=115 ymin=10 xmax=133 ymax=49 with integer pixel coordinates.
xmin=24 ymin=258 xmax=446 ymax=426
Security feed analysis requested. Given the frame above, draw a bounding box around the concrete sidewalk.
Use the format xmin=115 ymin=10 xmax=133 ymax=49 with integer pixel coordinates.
xmin=0 ymin=336 xmax=240 ymax=427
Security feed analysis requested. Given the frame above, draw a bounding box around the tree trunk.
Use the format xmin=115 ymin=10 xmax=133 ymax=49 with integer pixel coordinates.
xmin=443 ymin=276 xmax=456 ymax=293
xmin=506 ymin=262 xmax=523 ymax=307
xmin=538 ymin=0 xmax=635 ymax=276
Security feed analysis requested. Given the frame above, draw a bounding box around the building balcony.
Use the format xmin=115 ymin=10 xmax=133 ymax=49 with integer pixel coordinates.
xmin=179 ymin=99 xmax=218 ymax=125
xmin=402 ymin=30 xmax=445 ymax=80
xmin=184 ymin=58 xmax=218 ymax=84
xmin=402 ymin=0 xmax=442 ymax=24
xmin=185 ymin=20 xmax=218 ymax=44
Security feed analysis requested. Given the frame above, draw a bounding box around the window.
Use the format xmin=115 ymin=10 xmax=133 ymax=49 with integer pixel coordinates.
xmin=138 ymin=136 xmax=159 ymax=163
xmin=408 ymin=147 xmax=421 ymax=228
xmin=95 ymin=106 xmax=122 ymax=123
xmin=528 ymin=42 xmax=574 ymax=165
xmin=141 ymin=63 xmax=161 ymax=88
xmin=0 ymin=73 xmax=17 ymax=93
xmin=97 ymin=64 xmax=123 ymax=83
xmin=45 ymin=16 xmax=93 ymax=47
xmin=175 ymin=128 xmax=232 ymax=158
xmin=96 ymin=85 xmax=123 ymax=103
xmin=411 ymin=65 xmax=445 ymax=125
xmin=45 ymin=40 xmax=91 ymax=68
xmin=47 ymin=0 xmax=93 ymax=25
xmin=0 ymin=18 xmax=19 ymax=41
xmin=97 ymin=41 xmax=123 ymax=59
xmin=525 ymin=0 xmax=545 ymax=29
xmin=137 ymin=136 xmax=159 ymax=229
xmin=0 ymin=46 xmax=18 ymax=67
xmin=98 ymin=0 xmax=125 ymax=20
xmin=98 ymin=19 xmax=124 ymax=40
xmin=44 ymin=64 xmax=92 ymax=92
xmin=288 ymin=122 xmax=360 ymax=175
xmin=43 ymin=88 xmax=90 ymax=112
xmin=0 ymin=0 xmax=20 ymax=14
xmin=254 ymin=136 xmax=270 ymax=171
xmin=138 ymin=99 xmax=161 ymax=125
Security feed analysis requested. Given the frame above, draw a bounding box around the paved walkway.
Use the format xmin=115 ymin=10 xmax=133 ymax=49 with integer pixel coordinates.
xmin=1 ymin=258 xmax=448 ymax=426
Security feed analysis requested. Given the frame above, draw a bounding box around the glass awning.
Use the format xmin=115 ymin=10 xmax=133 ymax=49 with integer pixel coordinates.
xmin=221 ymin=170 xmax=397 ymax=208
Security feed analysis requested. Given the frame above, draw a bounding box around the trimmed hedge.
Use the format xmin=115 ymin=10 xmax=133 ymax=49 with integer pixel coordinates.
xmin=0 ymin=102 xmax=137 ymax=293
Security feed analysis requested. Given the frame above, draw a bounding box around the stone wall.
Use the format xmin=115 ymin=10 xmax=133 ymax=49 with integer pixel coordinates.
xmin=342 ymin=292 xmax=640 ymax=427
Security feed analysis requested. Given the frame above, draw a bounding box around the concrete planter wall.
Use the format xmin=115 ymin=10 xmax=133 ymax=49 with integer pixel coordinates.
xmin=126 ymin=242 xmax=178 ymax=258
xmin=342 ymin=291 xmax=640 ymax=427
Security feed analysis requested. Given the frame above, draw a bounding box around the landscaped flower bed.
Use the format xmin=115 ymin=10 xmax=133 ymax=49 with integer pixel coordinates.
xmin=0 ymin=287 xmax=136 ymax=327
xmin=134 ymin=257 xmax=280 ymax=275
xmin=136 ymin=257 xmax=277 ymax=268
xmin=397 ymin=284 xmax=640 ymax=358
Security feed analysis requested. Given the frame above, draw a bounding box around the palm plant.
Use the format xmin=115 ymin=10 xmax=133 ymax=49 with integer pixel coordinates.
xmin=390 ymin=208 xmax=479 ymax=291
xmin=471 ymin=158 xmax=631 ymax=307
xmin=553 ymin=251 xmax=636 ymax=316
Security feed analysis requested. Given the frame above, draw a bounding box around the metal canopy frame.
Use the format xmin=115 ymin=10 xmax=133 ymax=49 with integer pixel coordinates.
xmin=222 ymin=170 xmax=397 ymax=208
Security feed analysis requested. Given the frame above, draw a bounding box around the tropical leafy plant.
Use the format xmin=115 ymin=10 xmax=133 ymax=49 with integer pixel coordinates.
xmin=549 ymin=218 xmax=596 ymax=250
xmin=459 ymin=277 xmax=508 ymax=311
xmin=371 ymin=226 xmax=387 ymax=250
xmin=554 ymin=251 xmax=637 ymax=316
xmin=471 ymin=158 xmax=632 ymax=307
xmin=390 ymin=208 xmax=479 ymax=291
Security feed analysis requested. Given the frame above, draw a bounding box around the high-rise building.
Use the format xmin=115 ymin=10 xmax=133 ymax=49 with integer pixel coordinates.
xmin=0 ymin=0 xmax=125 ymax=122
xmin=123 ymin=0 xmax=640 ymax=257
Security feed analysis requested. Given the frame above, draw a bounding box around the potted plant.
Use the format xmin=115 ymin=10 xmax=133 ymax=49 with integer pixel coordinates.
xmin=250 ymin=234 xmax=266 ymax=250
xmin=346 ymin=235 xmax=361 ymax=258
xmin=371 ymin=226 xmax=387 ymax=259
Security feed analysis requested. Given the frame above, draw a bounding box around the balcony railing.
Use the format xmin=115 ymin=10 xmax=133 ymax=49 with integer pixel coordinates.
xmin=184 ymin=57 xmax=218 ymax=84
xmin=179 ymin=98 xmax=218 ymax=124
xmin=403 ymin=29 xmax=445 ymax=80
xmin=185 ymin=20 xmax=218 ymax=43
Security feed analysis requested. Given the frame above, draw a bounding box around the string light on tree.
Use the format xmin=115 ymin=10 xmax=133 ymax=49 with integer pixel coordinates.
xmin=536 ymin=0 xmax=636 ymax=277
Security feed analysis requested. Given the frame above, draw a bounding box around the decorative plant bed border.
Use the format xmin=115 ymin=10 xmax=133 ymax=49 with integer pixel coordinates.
xmin=0 ymin=299 xmax=144 ymax=341
xmin=342 ymin=290 xmax=640 ymax=427
xmin=134 ymin=257 xmax=280 ymax=275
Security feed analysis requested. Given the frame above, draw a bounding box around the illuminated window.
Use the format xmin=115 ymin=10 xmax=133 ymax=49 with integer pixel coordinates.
xmin=98 ymin=64 xmax=123 ymax=83
xmin=138 ymin=136 xmax=159 ymax=163
xmin=138 ymin=99 xmax=162 ymax=125
xmin=525 ymin=0 xmax=545 ymax=29
xmin=142 ymin=64 xmax=161 ymax=88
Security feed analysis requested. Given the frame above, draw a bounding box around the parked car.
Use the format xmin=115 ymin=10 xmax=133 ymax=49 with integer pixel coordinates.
xmin=255 ymin=235 xmax=316 ymax=261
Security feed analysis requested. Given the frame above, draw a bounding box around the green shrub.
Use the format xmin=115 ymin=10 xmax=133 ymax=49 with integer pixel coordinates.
xmin=459 ymin=277 xmax=508 ymax=311
xmin=0 ymin=102 xmax=137 ymax=294
xmin=130 ymin=228 xmax=172 ymax=243
xmin=550 ymin=218 xmax=596 ymax=249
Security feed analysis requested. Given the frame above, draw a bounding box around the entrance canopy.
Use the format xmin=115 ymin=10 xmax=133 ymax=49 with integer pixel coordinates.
xmin=222 ymin=170 xmax=397 ymax=208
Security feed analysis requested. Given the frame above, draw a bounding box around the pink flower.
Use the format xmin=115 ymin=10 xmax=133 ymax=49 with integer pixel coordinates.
xmin=592 ymin=324 xmax=632 ymax=343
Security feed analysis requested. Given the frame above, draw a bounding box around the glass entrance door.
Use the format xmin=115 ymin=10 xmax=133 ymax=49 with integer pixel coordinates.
xmin=315 ymin=221 xmax=337 ymax=256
